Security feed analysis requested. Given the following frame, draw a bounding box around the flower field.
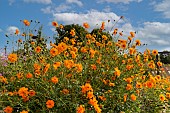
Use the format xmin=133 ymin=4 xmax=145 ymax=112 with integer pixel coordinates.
xmin=0 ymin=18 xmax=170 ymax=113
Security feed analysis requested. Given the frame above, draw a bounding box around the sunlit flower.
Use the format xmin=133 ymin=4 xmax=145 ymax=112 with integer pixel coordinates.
xmin=46 ymin=100 xmax=55 ymax=108
xmin=76 ymin=105 xmax=85 ymax=113
xmin=8 ymin=53 xmax=17 ymax=63
xmin=51 ymin=76 xmax=59 ymax=84
xmin=83 ymin=22 xmax=90 ymax=29
xmin=126 ymin=84 xmax=132 ymax=90
xmin=159 ymin=94 xmax=165 ymax=101
xmin=23 ymin=19 xmax=30 ymax=26
xmin=130 ymin=94 xmax=136 ymax=101
xmin=52 ymin=21 xmax=58 ymax=27
xmin=35 ymin=46 xmax=41 ymax=53
xmin=50 ymin=47 xmax=59 ymax=56
xmin=152 ymin=50 xmax=158 ymax=56
xmin=70 ymin=29 xmax=76 ymax=36
xmin=18 ymin=87 xmax=29 ymax=97
xmin=4 ymin=106 xmax=13 ymax=113
xmin=15 ymin=29 xmax=19 ymax=35
xmin=53 ymin=62 xmax=61 ymax=70
xmin=130 ymin=32 xmax=135 ymax=37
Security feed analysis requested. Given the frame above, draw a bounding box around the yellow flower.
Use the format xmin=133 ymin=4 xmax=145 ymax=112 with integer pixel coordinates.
xmin=70 ymin=29 xmax=76 ymax=36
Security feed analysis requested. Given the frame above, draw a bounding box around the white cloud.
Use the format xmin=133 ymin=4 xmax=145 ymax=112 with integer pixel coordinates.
xmin=97 ymin=0 xmax=142 ymax=4
xmin=41 ymin=4 xmax=71 ymax=14
xmin=154 ymin=0 xmax=170 ymax=18
xmin=6 ymin=26 xmax=19 ymax=35
xmin=53 ymin=10 xmax=123 ymax=30
xmin=55 ymin=4 xmax=71 ymax=13
xmin=8 ymin=0 xmax=15 ymax=5
xmin=41 ymin=6 xmax=53 ymax=14
xmin=23 ymin=0 xmax=52 ymax=4
xmin=66 ymin=0 xmax=83 ymax=7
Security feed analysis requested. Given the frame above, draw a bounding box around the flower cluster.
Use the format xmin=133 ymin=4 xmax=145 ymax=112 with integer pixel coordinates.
xmin=0 ymin=19 xmax=170 ymax=113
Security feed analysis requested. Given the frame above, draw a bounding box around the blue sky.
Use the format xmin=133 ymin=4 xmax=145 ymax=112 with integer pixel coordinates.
xmin=0 ymin=0 xmax=170 ymax=54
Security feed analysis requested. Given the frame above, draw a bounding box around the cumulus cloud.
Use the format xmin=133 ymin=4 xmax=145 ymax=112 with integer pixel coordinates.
xmin=6 ymin=26 xmax=19 ymax=35
xmin=154 ymin=0 xmax=170 ymax=18
xmin=41 ymin=6 xmax=53 ymax=14
xmin=66 ymin=0 xmax=83 ymax=7
xmin=23 ymin=0 xmax=52 ymax=4
xmin=97 ymin=0 xmax=142 ymax=4
xmin=53 ymin=10 xmax=123 ymax=30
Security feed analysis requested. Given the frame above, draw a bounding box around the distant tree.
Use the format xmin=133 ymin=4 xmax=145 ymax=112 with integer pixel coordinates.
xmin=159 ymin=51 xmax=170 ymax=64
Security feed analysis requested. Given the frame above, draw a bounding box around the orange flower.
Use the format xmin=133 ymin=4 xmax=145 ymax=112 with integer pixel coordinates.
xmin=29 ymin=90 xmax=36 ymax=97
xmin=102 ymin=35 xmax=108 ymax=40
xmin=83 ymin=22 xmax=90 ymax=28
xmin=53 ymin=62 xmax=61 ymax=70
xmin=26 ymin=72 xmax=33 ymax=79
xmin=129 ymin=48 xmax=135 ymax=55
xmin=130 ymin=31 xmax=135 ymax=37
xmin=130 ymin=94 xmax=136 ymax=101
xmin=23 ymin=19 xmax=30 ymax=26
xmin=70 ymin=29 xmax=76 ymax=36
xmin=135 ymin=39 xmax=141 ymax=46
xmin=51 ymin=76 xmax=59 ymax=84
xmin=4 ymin=106 xmax=13 ymax=113
xmin=44 ymin=64 xmax=50 ymax=73
xmin=35 ymin=46 xmax=41 ymax=53
xmin=157 ymin=61 xmax=162 ymax=67
xmin=152 ymin=49 xmax=158 ymax=56
xmin=91 ymin=64 xmax=97 ymax=70
xmin=18 ymin=39 xmax=22 ymax=43
xmin=64 ymin=60 xmax=74 ymax=69
xmin=52 ymin=21 xmax=58 ymax=27
xmin=114 ymin=67 xmax=121 ymax=77
xmin=146 ymin=81 xmax=154 ymax=88
xmin=81 ymin=83 xmax=93 ymax=93
xmin=76 ymin=105 xmax=85 ymax=113
xmin=80 ymin=47 xmax=87 ymax=53
xmin=20 ymin=110 xmax=28 ymax=113
xmin=136 ymin=82 xmax=142 ymax=89
xmin=74 ymin=64 xmax=83 ymax=73
xmin=87 ymin=91 xmax=94 ymax=99
xmin=50 ymin=47 xmax=59 ymax=56
xmin=126 ymin=84 xmax=132 ymax=90
xmin=8 ymin=53 xmax=17 ymax=63
xmin=109 ymin=82 xmax=115 ymax=87
xmin=18 ymin=87 xmax=29 ymax=97
xmin=46 ymin=100 xmax=55 ymax=108
xmin=100 ymin=22 xmax=105 ymax=30
xmin=125 ymin=77 xmax=132 ymax=83
xmin=124 ymin=94 xmax=128 ymax=102
xmin=159 ymin=94 xmax=165 ymax=101
xmin=166 ymin=93 xmax=170 ymax=99
xmin=15 ymin=29 xmax=19 ymax=35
